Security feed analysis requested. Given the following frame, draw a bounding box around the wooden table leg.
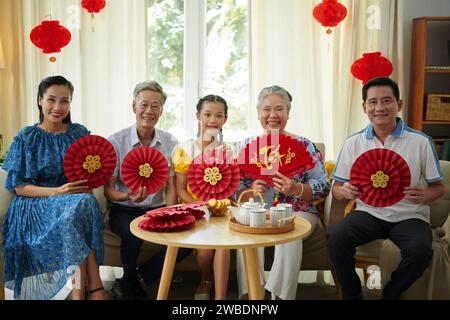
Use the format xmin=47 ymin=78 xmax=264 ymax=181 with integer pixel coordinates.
xmin=242 ymin=247 xmax=263 ymax=300
xmin=156 ymin=246 xmax=179 ymax=300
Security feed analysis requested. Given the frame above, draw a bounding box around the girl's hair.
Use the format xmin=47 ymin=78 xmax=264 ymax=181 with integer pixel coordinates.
xmin=196 ymin=94 xmax=228 ymax=142
xmin=196 ymin=94 xmax=228 ymax=117
xmin=37 ymin=75 xmax=74 ymax=124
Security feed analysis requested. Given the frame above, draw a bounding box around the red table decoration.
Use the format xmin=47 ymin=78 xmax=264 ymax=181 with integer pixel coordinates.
xmin=64 ymin=135 xmax=117 ymax=189
xmin=187 ymin=148 xmax=240 ymax=201
xmin=351 ymin=52 xmax=394 ymax=84
xmin=139 ymin=203 xmax=207 ymax=232
xmin=121 ymin=146 xmax=169 ymax=196
xmin=81 ymin=0 xmax=106 ymax=13
xmin=144 ymin=204 xmax=206 ymax=220
xmin=178 ymin=201 xmax=208 ymax=211
xmin=350 ymin=149 xmax=411 ymax=207
xmin=313 ymin=0 xmax=347 ymax=34
xmin=81 ymin=0 xmax=106 ymax=32
xmin=237 ymin=134 xmax=315 ymax=186
xmin=30 ymin=20 xmax=71 ymax=62
xmin=139 ymin=212 xmax=196 ymax=232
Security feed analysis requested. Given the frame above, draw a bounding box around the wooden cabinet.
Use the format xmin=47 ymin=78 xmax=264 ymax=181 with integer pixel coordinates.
xmin=408 ymin=17 xmax=450 ymax=160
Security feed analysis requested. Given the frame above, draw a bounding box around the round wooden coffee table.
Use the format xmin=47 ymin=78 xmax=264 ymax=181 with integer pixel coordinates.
xmin=130 ymin=214 xmax=312 ymax=300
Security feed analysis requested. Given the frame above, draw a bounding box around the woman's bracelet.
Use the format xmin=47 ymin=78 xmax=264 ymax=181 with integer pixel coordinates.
xmin=294 ymin=183 xmax=304 ymax=198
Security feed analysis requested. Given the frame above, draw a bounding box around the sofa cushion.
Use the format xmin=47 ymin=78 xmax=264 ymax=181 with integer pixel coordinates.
xmin=429 ymin=161 xmax=450 ymax=228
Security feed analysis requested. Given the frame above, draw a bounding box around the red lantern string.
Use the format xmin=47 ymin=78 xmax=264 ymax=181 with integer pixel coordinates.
xmin=30 ymin=20 xmax=71 ymax=63
xmin=81 ymin=0 xmax=106 ymax=32
xmin=351 ymin=52 xmax=394 ymax=84
xmin=313 ymin=0 xmax=347 ymax=34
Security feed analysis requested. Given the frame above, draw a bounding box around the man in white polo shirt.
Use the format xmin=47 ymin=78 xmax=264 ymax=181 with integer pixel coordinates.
xmin=104 ymin=81 xmax=191 ymax=299
xmin=328 ymin=77 xmax=445 ymax=300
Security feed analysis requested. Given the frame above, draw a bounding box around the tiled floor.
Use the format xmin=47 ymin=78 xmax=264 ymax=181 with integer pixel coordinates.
xmin=140 ymin=270 xmax=381 ymax=300
xmin=4 ymin=268 xmax=381 ymax=300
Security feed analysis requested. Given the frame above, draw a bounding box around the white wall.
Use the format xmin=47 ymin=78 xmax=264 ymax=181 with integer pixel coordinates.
xmin=401 ymin=0 xmax=450 ymax=119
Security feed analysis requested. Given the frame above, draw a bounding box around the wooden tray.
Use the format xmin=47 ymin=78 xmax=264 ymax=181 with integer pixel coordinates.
xmin=229 ymin=216 xmax=295 ymax=234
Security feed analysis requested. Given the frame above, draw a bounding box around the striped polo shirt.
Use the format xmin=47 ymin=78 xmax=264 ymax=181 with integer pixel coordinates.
xmin=332 ymin=118 xmax=443 ymax=223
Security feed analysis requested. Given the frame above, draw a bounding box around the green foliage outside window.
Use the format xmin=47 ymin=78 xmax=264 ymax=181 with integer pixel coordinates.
xmin=148 ymin=0 xmax=248 ymax=137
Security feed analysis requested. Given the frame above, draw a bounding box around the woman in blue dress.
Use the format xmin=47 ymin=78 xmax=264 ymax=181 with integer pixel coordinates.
xmin=1 ymin=76 xmax=107 ymax=300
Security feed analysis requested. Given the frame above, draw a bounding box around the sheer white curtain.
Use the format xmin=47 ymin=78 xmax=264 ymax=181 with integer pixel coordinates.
xmin=19 ymin=0 xmax=147 ymax=137
xmin=0 ymin=0 xmax=27 ymax=150
xmin=332 ymin=0 xmax=403 ymax=158
xmin=249 ymin=0 xmax=331 ymax=153
xmin=249 ymin=0 xmax=402 ymax=160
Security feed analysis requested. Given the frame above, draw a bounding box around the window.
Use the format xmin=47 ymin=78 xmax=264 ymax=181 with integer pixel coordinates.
xmin=147 ymin=0 xmax=249 ymax=143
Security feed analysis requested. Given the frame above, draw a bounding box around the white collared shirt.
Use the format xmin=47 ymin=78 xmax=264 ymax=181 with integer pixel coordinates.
xmin=108 ymin=123 xmax=178 ymax=208
xmin=332 ymin=118 xmax=443 ymax=223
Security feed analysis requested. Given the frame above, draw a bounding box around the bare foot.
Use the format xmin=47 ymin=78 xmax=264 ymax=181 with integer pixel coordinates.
xmin=194 ymin=280 xmax=212 ymax=300
xmin=72 ymin=288 xmax=86 ymax=300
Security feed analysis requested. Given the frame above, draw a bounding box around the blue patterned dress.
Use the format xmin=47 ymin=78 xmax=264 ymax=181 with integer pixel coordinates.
xmin=1 ymin=123 xmax=104 ymax=300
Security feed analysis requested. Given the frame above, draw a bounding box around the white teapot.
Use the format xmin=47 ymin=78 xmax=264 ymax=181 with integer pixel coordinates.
xmin=236 ymin=197 xmax=265 ymax=226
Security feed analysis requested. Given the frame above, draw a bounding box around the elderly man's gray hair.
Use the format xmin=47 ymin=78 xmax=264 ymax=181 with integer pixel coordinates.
xmin=133 ymin=81 xmax=167 ymax=104
xmin=256 ymin=85 xmax=292 ymax=112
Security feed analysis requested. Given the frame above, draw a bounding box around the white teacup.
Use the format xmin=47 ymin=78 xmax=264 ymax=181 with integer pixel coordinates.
xmin=249 ymin=208 xmax=266 ymax=228
xmin=270 ymin=206 xmax=286 ymax=227
xmin=277 ymin=203 xmax=293 ymax=217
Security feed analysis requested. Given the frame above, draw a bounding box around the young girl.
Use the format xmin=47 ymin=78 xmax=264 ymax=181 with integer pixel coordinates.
xmin=173 ymin=95 xmax=230 ymax=300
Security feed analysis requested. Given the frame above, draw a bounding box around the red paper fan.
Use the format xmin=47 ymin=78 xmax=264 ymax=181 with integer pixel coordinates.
xmin=144 ymin=203 xmax=206 ymax=220
xmin=187 ymin=148 xmax=240 ymax=201
xmin=184 ymin=208 xmax=205 ymax=220
xmin=121 ymin=146 xmax=169 ymax=196
xmin=350 ymin=149 xmax=411 ymax=207
xmin=64 ymin=135 xmax=117 ymax=189
xmin=139 ymin=214 xmax=196 ymax=232
xmin=237 ymin=134 xmax=315 ymax=185
xmin=178 ymin=201 xmax=208 ymax=210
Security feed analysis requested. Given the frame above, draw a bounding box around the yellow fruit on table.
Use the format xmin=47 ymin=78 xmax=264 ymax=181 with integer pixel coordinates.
xmin=208 ymin=199 xmax=217 ymax=208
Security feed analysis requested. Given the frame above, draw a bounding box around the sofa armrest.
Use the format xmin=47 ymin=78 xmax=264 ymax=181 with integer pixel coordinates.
xmin=440 ymin=210 xmax=450 ymax=243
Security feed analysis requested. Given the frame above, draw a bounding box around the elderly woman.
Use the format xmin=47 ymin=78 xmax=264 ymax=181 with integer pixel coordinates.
xmin=1 ymin=76 xmax=106 ymax=300
xmin=235 ymin=85 xmax=330 ymax=300
xmin=104 ymin=81 xmax=191 ymax=300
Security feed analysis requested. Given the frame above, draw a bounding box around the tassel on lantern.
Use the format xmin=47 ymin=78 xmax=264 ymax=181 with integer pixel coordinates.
xmin=313 ymin=0 xmax=347 ymax=34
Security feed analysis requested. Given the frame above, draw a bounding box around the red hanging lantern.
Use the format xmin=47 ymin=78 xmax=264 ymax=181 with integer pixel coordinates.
xmin=81 ymin=0 xmax=106 ymax=32
xmin=81 ymin=0 xmax=106 ymax=13
xmin=30 ymin=20 xmax=71 ymax=62
xmin=313 ymin=0 xmax=347 ymax=34
xmin=351 ymin=52 xmax=394 ymax=84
